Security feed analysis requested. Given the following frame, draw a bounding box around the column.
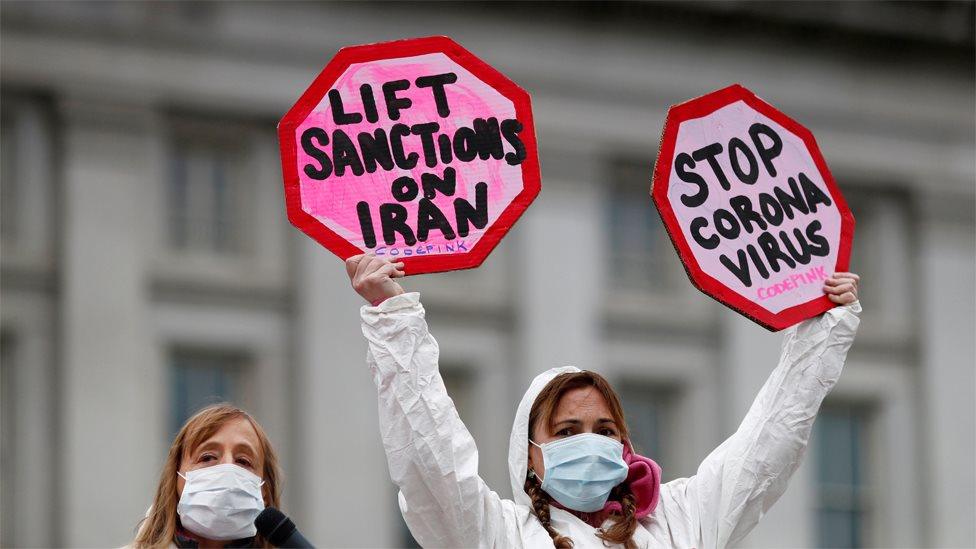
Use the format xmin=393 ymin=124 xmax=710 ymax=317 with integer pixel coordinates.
xmin=919 ymin=191 xmax=976 ymax=547
xmin=516 ymin=148 xmax=604 ymax=386
xmin=59 ymin=97 xmax=160 ymax=544
xmin=293 ymin=237 xmax=396 ymax=546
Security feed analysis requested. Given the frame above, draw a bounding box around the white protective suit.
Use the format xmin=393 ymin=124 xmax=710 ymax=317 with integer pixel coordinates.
xmin=362 ymin=293 xmax=860 ymax=548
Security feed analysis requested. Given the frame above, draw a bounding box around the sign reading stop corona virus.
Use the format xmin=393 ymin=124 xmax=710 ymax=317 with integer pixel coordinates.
xmin=278 ymin=36 xmax=540 ymax=275
xmin=652 ymin=84 xmax=854 ymax=331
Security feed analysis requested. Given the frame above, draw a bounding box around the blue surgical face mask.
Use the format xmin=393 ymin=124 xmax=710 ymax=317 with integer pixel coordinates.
xmin=530 ymin=433 xmax=629 ymax=512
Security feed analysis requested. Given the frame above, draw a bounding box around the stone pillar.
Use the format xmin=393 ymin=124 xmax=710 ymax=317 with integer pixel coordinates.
xmin=292 ymin=237 xmax=396 ymax=546
xmin=58 ymin=97 xmax=160 ymax=544
xmin=918 ymin=191 xmax=976 ymax=547
xmin=516 ymin=149 xmax=604 ymax=386
xmin=0 ymin=95 xmax=58 ymax=548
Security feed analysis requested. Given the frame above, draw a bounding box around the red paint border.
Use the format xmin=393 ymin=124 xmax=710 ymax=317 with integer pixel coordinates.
xmin=277 ymin=36 xmax=541 ymax=275
xmin=651 ymin=84 xmax=855 ymax=331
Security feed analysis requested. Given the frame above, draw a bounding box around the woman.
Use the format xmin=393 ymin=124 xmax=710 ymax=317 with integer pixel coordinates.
xmin=131 ymin=404 xmax=282 ymax=549
xmin=349 ymin=254 xmax=860 ymax=548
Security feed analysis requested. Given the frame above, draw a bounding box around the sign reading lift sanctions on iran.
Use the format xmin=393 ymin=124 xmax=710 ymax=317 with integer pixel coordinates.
xmin=278 ymin=36 xmax=540 ymax=275
xmin=652 ymin=84 xmax=854 ymax=331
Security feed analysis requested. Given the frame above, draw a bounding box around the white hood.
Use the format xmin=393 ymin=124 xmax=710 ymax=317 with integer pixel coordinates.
xmin=507 ymin=365 xmax=582 ymax=507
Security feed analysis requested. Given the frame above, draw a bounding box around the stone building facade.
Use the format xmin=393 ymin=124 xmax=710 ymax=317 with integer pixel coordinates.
xmin=1 ymin=2 xmax=973 ymax=547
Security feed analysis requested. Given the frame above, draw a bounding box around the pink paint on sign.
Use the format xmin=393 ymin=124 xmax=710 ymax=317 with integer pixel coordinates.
xmin=294 ymin=53 xmax=522 ymax=256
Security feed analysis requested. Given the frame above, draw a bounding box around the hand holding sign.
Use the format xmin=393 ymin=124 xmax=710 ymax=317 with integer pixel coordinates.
xmin=823 ymin=272 xmax=859 ymax=305
xmin=279 ymin=36 xmax=540 ymax=275
xmin=652 ymin=84 xmax=855 ymax=330
xmin=346 ymin=254 xmax=406 ymax=305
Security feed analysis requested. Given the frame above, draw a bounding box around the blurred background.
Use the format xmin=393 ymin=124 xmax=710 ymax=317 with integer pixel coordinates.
xmin=1 ymin=1 xmax=974 ymax=547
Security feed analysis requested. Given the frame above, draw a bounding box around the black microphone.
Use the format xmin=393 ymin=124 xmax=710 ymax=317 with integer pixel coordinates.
xmin=255 ymin=507 xmax=315 ymax=548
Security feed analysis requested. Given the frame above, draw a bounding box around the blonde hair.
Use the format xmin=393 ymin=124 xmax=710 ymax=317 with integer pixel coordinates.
xmin=132 ymin=404 xmax=282 ymax=548
xmin=527 ymin=371 xmax=638 ymax=549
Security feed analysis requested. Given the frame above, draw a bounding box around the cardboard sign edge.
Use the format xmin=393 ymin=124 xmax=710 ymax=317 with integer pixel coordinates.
xmin=650 ymin=84 xmax=855 ymax=331
xmin=277 ymin=36 xmax=541 ymax=275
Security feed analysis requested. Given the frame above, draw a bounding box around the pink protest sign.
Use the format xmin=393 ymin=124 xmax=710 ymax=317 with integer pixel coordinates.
xmin=278 ymin=36 xmax=540 ymax=275
xmin=652 ymin=84 xmax=854 ymax=331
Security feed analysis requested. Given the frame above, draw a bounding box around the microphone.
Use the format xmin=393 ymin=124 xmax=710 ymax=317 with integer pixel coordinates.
xmin=255 ymin=507 xmax=315 ymax=548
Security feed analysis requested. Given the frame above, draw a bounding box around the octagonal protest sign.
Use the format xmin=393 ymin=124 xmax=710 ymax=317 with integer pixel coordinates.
xmin=652 ymin=84 xmax=854 ymax=331
xmin=278 ymin=36 xmax=540 ymax=275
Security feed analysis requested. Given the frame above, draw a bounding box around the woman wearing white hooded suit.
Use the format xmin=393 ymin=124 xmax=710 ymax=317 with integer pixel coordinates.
xmin=346 ymin=254 xmax=861 ymax=549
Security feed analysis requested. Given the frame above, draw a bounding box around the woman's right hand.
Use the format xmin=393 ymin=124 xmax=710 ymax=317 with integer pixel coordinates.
xmin=345 ymin=254 xmax=406 ymax=304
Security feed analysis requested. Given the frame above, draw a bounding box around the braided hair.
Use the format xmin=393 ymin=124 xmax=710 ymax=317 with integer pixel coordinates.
xmin=598 ymin=483 xmax=639 ymax=549
xmin=525 ymin=472 xmax=574 ymax=548
xmin=524 ymin=472 xmax=639 ymax=549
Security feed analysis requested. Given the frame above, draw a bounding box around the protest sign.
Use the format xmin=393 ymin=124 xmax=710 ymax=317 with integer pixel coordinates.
xmin=278 ymin=36 xmax=540 ymax=274
xmin=652 ymin=84 xmax=854 ymax=331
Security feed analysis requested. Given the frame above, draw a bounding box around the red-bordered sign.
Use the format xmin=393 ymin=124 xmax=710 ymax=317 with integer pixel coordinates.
xmin=652 ymin=84 xmax=855 ymax=331
xmin=278 ymin=36 xmax=540 ymax=275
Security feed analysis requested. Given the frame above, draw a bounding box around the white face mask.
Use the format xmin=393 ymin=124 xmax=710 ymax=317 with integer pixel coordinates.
xmin=177 ymin=463 xmax=266 ymax=541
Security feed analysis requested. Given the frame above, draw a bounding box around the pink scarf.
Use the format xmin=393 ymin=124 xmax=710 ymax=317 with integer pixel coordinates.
xmin=551 ymin=440 xmax=662 ymax=528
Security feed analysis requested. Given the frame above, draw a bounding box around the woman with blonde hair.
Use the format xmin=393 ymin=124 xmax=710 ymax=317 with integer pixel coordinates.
xmin=131 ymin=404 xmax=282 ymax=548
xmin=347 ymin=254 xmax=861 ymax=548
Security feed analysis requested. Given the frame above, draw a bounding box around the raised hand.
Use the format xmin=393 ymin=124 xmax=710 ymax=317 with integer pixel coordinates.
xmin=823 ymin=272 xmax=859 ymax=305
xmin=345 ymin=254 xmax=406 ymax=304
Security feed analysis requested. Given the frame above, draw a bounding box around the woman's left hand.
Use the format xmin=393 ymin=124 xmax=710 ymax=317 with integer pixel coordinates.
xmin=823 ymin=272 xmax=860 ymax=305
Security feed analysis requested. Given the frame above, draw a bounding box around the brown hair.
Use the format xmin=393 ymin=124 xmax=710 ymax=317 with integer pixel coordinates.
xmin=132 ymin=404 xmax=282 ymax=548
xmin=526 ymin=371 xmax=638 ymax=549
